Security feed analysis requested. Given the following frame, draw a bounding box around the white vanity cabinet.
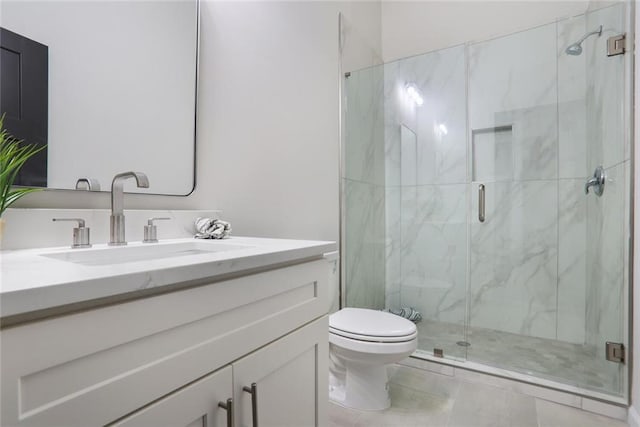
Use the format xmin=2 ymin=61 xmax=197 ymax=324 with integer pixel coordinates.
xmin=0 ymin=258 xmax=329 ymax=427
xmin=111 ymin=366 xmax=233 ymax=427
xmin=112 ymin=318 xmax=327 ymax=427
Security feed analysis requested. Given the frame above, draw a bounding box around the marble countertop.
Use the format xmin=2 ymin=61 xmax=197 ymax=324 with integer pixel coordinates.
xmin=0 ymin=236 xmax=336 ymax=324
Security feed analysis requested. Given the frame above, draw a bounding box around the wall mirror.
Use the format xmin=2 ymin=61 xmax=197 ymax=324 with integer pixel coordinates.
xmin=0 ymin=0 xmax=199 ymax=195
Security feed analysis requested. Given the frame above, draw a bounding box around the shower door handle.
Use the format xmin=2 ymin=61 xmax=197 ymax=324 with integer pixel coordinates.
xmin=478 ymin=184 xmax=485 ymax=223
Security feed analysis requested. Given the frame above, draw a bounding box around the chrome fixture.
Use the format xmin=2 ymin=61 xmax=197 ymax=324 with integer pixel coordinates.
xmin=109 ymin=171 xmax=149 ymax=246
xmin=478 ymin=184 xmax=486 ymax=223
xmin=52 ymin=218 xmax=91 ymax=248
xmin=607 ymin=33 xmax=626 ymax=56
xmin=143 ymin=217 xmax=170 ymax=243
xmin=606 ymin=341 xmax=625 ymax=363
xmin=585 ymin=166 xmax=606 ymax=196
xmin=75 ymin=177 xmax=101 ymax=191
xmin=566 ymin=25 xmax=602 ymax=56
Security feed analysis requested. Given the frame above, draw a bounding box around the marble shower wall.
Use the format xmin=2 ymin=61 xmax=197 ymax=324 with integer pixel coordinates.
xmin=382 ymin=46 xmax=468 ymax=330
xmin=343 ymin=64 xmax=387 ymax=310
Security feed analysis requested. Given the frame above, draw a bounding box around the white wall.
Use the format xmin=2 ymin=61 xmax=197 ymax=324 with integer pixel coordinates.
xmin=381 ymin=1 xmax=601 ymax=62
xmin=12 ymin=1 xmax=382 ymax=243
xmin=194 ymin=1 xmax=341 ymax=241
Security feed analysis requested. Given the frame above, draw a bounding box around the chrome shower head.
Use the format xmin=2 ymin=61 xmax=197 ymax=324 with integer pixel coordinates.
xmin=565 ymin=25 xmax=603 ymax=56
xmin=565 ymin=43 xmax=583 ymax=56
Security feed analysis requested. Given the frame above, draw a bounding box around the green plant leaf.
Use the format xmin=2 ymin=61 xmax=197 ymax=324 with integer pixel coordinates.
xmin=0 ymin=114 xmax=47 ymax=217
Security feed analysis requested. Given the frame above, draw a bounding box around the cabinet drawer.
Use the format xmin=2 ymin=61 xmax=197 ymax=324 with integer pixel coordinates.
xmin=1 ymin=259 xmax=328 ymax=426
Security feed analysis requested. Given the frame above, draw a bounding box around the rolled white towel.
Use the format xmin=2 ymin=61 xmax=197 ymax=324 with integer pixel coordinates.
xmin=194 ymin=217 xmax=232 ymax=240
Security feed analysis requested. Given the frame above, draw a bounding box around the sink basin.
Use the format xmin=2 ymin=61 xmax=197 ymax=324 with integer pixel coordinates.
xmin=40 ymin=241 xmax=250 ymax=266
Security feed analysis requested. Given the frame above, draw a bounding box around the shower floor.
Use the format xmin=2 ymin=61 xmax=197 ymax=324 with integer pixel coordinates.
xmin=416 ymin=320 xmax=620 ymax=396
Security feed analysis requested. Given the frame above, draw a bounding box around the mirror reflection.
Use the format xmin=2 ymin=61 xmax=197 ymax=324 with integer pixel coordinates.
xmin=0 ymin=0 xmax=198 ymax=195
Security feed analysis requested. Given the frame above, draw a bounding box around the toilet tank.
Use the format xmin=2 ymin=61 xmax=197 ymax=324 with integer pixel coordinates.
xmin=324 ymin=251 xmax=339 ymax=314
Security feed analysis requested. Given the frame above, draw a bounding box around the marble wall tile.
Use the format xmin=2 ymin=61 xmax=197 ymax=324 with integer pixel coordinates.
xmin=385 ymin=45 xmax=467 ymax=186
xmin=557 ymin=179 xmax=587 ymax=344
xmin=385 ymin=186 xmax=402 ymax=309
xmin=344 ymin=179 xmax=386 ymax=309
xmin=344 ymin=64 xmax=385 ymax=185
xmin=412 ymin=45 xmax=467 ymax=185
xmin=384 ymin=60 xmax=414 ymax=188
xmin=400 ymin=124 xmax=417 ymax=186
xmin=558 ymin=15 xmax=588 ymax=179
xmin=469 ymin=180 xmax=558 ymax=339
xmin=473 ymin=126 xmax=514 ymax=182
xmin=585 ymin=4 xmax=627 ymax=171
xmin=558 ymin=100 xmax=587 ymax=179
xmin=469 ymin=23 xmax=558 ymax=182
xmin=468 ymin=23 xmax=557 ymax=131
xmin=495 ymin=105 xmax=558 ymax=181
xmin=399 ymin=184 xmax=467 ymax=325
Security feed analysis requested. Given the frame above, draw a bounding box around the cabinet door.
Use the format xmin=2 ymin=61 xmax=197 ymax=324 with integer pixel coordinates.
xmin=109 ymin=366 xmax=233 ymax=427
xmin=233 ymin=317 xmax=328 ymax=427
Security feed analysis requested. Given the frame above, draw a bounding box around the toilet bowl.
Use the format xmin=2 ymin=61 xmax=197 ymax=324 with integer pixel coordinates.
xmin=324 ymin=252 xmax=417 ymax=411
xmin=328 ymin=308 xmax=417 ymax=410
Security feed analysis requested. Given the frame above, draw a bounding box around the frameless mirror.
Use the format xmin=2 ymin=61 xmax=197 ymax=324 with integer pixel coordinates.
xmin=0 ymin=0 xmax=198 ymax=195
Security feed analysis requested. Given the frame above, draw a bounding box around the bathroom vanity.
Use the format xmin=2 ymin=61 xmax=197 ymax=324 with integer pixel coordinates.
xmin=0 ymin=237 xmax=335 ymax=426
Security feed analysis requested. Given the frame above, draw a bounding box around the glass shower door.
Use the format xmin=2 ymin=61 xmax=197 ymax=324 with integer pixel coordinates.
xmin=466 ymin=4 xmax=630 ymax=397
xmin=581 ymin=3 xmax=629 ymax=397
xmin=386 ymin=46 xmax=470 ymax=361
xmin=467 ymin=21 xmax=562 ymax=373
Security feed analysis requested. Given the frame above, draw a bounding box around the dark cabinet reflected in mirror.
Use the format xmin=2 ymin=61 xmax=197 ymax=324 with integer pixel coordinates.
xmin=1 ymin=28 xmax=48 ymax=187
xmin=0 ymin=1 xmax=198 ymax=195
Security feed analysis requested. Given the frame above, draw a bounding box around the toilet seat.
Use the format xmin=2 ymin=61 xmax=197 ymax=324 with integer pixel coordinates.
xmin=329 ymin=327 xmax=417 ymax=342
xmin=329 ymin=308 xmax=417 ymax=343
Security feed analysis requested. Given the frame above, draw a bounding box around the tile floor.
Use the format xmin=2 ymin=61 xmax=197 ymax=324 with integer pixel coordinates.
xmin=328 ymin=365 xmax=628 ymax=427
xmin=417 ymin=320 xmax=619 ymax=395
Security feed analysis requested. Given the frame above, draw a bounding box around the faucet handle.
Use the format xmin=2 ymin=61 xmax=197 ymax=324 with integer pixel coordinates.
xmin=52 ymin=218 xmax=91 ymax=248
xmin=75 ymin=178 xmax=101 ymax=191
xmin=143 ymin=217 xmax=170 ymax=243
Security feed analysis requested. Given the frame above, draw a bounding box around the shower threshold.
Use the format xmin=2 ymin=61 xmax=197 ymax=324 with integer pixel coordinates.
xmin=408 ymin=350 xmax=627 ymax=409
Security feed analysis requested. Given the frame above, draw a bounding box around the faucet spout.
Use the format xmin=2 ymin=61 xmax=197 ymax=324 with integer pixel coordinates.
xmin=109 ymin=171 xmax=149 ymax=245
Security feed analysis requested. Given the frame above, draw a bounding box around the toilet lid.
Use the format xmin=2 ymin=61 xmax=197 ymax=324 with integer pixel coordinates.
xmin=329 ymin=308 xmax=417 ymax=341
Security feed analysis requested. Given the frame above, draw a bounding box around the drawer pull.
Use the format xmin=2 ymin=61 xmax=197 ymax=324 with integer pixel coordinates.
xmin=218 ymin=398 xmax=234 ymax=427
xmin=243 ymin=383 xmax=258 ymax=427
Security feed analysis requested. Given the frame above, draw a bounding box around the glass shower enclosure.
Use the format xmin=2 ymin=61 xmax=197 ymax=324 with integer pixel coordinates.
xmin=341 ymin=3 xmax=632 ymax=401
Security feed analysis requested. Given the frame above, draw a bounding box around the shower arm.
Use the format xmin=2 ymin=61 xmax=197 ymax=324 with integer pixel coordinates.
xmin=576 ymin=25 xmax=603 ymax=45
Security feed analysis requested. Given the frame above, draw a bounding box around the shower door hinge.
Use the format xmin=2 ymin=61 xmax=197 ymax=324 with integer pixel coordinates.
xmin=605 ymin=341 xmax=625 ymax=363
xmin=607 ymin=34 xmax=626 ymax=57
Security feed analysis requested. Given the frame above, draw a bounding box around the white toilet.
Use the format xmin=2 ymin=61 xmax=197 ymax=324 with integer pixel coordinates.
xmin=324 ymin=252 xmax=418 ymax=411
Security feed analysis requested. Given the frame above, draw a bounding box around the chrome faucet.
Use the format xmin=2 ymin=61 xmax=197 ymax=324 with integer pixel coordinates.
xmin=109 ymin=171 xmax=149 ymax=245
xmin=585 ymin=165 xmax=605 ymax=197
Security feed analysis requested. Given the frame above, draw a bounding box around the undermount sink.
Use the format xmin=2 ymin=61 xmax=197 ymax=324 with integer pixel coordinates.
xmin=40 ymin=240 xmax=251 ymax=266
